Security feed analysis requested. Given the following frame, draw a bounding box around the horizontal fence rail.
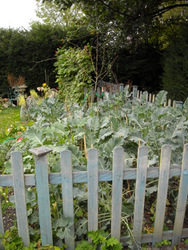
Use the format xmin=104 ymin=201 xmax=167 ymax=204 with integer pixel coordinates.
xmin=0 ymin=144 xmax=187 ymax=249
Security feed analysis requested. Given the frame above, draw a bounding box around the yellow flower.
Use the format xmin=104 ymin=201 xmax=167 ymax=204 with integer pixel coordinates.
xmin=18 ymin=95 xmax=26 ymax=106
xmin=30 ymin=90 xmax=39 ymax=100
xmin=42 ymin=83 xmax=46 ymax=87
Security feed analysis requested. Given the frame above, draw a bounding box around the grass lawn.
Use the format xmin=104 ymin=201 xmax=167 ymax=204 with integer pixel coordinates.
xmin=0 ymin=107 xmax=22 ymax=144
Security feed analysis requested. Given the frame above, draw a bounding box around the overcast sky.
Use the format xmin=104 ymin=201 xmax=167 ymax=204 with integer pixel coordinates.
xmin=0 ymin=0 xmax=40 ymax=30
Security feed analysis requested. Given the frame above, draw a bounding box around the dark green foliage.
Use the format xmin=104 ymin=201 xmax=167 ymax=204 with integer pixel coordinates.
xmin=0 ymin=24 xmax=96 ymax=98
xmin=112 ymin=45 xmax=162 ymax=91
xmin=162 ymin=24 xmax=188 ymax=102
xmin=0 ymin=25 xmax=64 ymax=97
xmin=41 ymin=0 xmax=188 ymax=93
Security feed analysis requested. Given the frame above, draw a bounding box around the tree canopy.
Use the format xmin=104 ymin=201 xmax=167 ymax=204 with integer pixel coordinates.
xmin=0 ymin=0 xmax=187 ymax=101
xmin=41 ymin=0 xmax=188 ymax=48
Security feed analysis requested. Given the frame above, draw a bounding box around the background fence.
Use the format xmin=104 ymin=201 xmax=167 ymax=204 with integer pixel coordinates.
xmin=84 ymin=85 xmax=184 ymax=108
xmin=0 ymin=144 xmax=188 ymax=249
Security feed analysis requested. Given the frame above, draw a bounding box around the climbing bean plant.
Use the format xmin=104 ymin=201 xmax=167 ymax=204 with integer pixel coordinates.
xmin=54 ymin=45 xmax=94 ymax=104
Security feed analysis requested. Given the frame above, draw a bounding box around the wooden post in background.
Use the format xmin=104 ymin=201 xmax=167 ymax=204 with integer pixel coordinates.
xmin=91 ymin=88 xmax=94 ymax=104
xmin=97 ymin=87 xmax=101 ymax=103
xmin=132 ymin=85 xmax=138 ymax=99
xmin=175 ymin=101 xmax=183 ymax=109
xmin=119 ymin=83 xmax=124 ymax=93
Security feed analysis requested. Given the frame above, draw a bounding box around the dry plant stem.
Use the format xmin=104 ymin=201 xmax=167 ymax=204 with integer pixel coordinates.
xmin=65 ymin=98 xmax=67 ymax=111
xmin=126 ymin=180 xmax=132 ymax=198
xmin=97 ymin=109 xmax=99 ymax=117
xmin=125 ymin=115 xmax=129 ymax=125
xmin=84 ymin=126 xmax=87 ymax=159
xmin=111 ymin=121 xmax=113 ymax=131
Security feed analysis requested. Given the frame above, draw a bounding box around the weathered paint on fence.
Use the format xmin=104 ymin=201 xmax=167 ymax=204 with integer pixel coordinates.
xmin=87 ymin=148 xmax=98 ymax=232
xmin=111 ymin=147 xmax=124 ymax=240
xmin=152 ymin=145 xmax=171 ymax=246
xmin=11 ymin=151 xmax=30 ymax=246
xmin=0 ymin=144 xmax=187 ymax=249
xmin=0 ymin=197 xmax=4 ymax=250
xmin=133 ymin=146 xmax=148 ymax=249
xmin=61 ymin=150 xmax=75 ymax=250
xmin=0 ymin=165 xmax=183 ymax=186
xmin=172 ymin=144 xmax=188 ymax=245
xmin=29 ymin=147 xmax=53 ymax=246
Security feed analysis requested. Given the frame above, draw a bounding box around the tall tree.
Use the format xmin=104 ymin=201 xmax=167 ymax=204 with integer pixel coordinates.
xmin=162 ymin=24 xmax=188 ymax=102
xmin=36 ymin=0 xmax=86 ymax=27
xmin=42 ymin=0 xmax=188 ymax=48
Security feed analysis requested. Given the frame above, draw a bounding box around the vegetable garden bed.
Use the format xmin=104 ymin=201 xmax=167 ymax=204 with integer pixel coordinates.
xmin=0 ymin=87 xmax=187 ymax=249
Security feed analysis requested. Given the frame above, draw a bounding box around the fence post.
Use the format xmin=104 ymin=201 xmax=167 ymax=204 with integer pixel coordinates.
xmin=152 ymin=145 xmax=171 ymax=246
xmin=91 ymin=88 xmax=95 ymax=103
xmin=133 ymin=146 xmax=148 ymax=249
xmin=172 ymin=144 xmax=188 ymax=245
xmin=29 ymin=146 xmax=53 ymax=246
xmin=87 ymin=148 xmax=98 ymax=232
xmin=168 ymin=99 xmax=171 ymax=107
xmin=119 ymin=83 xmax=124 ymax=92
xmin=145 ymin=91 xmax=148 ymax=102
xmin=173 ymin=100 xmax=176 ymax=108
xmin=0 ymin=198 xmax=4 ymax=249
xmin=175 ymin=101 xmax=183 ymax=109
xmin=110 ymin=86 xmax=113 ymax=95
xmin=149 ymin=93 xmax=152 ymax=103
xmin=97 ymin=87 xmax=101 ymax=103
xmin=132 ymin=85 xmax=138 ymax=99
xmin=111 ymin=147 xmax=124 ymax=240
xmin=84 ymin=88 xmax=88 ymax=104
xmin=152 ymin=94 xmax=155 ymax=103
xmin=61 ymin=150 xmax=75 ymax=250
xmin=0 ymin=199 xmax=4 ymax=235
xmin=11 ymin=151 xmax=30 ymax=246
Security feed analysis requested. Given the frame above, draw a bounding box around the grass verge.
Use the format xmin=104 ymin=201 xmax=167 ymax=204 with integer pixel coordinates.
xmin=0 ymin=107 xmax=21 ymax=144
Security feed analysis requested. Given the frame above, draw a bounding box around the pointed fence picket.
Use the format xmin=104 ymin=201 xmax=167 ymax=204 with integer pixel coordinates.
xmin=0 ymin=144 xmax=187 ymax=249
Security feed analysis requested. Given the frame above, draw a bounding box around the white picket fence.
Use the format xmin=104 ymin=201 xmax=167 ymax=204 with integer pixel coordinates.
xmin=0 ymin=144 xmax=187 ymax=249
